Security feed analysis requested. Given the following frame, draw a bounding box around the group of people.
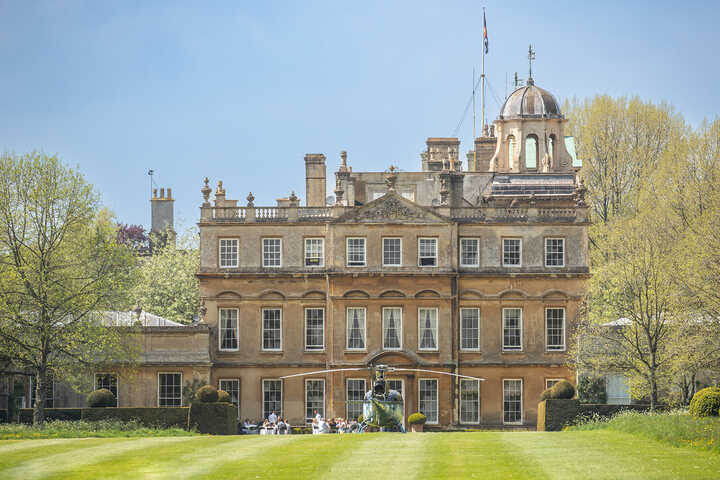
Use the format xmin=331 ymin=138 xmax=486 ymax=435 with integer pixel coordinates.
xmin=311 ymin=410 xmax=361 ymax=434
xmin=241 ymin=411 xmax=291 ymax=435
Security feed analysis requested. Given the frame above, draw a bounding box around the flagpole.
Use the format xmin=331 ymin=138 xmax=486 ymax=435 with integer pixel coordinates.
xmin=481 ymin=7 xmax=486 ymax=137
xmin=472 ymin=67 xmax=476 ymax=171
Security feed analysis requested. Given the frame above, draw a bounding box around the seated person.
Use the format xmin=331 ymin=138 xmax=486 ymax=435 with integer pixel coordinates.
xmin=318 ymin=418 xmax=331 ymax=434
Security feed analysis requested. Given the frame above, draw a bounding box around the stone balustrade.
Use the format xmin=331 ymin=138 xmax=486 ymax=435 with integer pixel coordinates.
xmin=200 ymin=204 xmax=586 ymax=224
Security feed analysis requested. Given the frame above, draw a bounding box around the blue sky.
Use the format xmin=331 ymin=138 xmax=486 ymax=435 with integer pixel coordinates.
xmin=1 ymin=0 xmax=718 ymax=228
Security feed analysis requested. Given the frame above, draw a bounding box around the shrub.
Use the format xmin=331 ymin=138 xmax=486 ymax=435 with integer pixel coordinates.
xmin=195 ymin=385 xmax=218 ymax=403
xmin=188 ymin=402 xmax=236 ymax=434
xmin=540 ymin=388 xmax=552 ymax=401
xmin=87 ymin=389 xmax=117 ymax=408
xmin=408 ymin=412 xmax=427 ymax=425
xmin=217 ymin=390 xmax=231 ymax=403
xmin=577 ymin=376 xmax=607 ymax=404
xmin=0 ymin=418 xmax=194 ymax=439
xmin=689 ymin=387 xmax=720 ymax=417
xmin=548 ymin=380 xmax=575 ymax=399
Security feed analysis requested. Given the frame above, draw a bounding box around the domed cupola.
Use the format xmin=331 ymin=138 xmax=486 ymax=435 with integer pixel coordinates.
xmin=499 ymin=78 xmax=563 ymax=119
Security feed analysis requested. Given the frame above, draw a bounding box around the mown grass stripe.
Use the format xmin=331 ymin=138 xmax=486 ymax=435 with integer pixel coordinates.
xmin=318 ymin=432 xmax=425 ymax=479
xmin=0 ymin=438 xmax=111 ymax=472
xmin=3 ymin=436 xmax=196 ymax=480
xmin=207 ymin=434 xmax=371 ymax=479
xmin=503 ymin=430 xmax=720 ymax=480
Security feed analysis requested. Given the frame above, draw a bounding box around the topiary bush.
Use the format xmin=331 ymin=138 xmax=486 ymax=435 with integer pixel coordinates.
xmin=195 ymin=385 xmax=218 ymax=403
xmin=408 ymin=412 xmax=427 ymax=425
xmin=540 ymin=388 xmax=552 ymax=401
xmin=689 ymin=387 xmax=720 ymax=417
xmin=87 ymin=389 xmax=116 ymax=408
xmin=547 ymin=380 xmax=575 ymax=399
xmin=217 ymin=390 xmax=231 ymax=403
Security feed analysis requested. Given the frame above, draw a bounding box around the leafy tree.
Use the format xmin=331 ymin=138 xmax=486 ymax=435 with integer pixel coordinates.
xmin=117 ymin=224 xmax=149 ymax=253
xmin=0 ymin=152 xmax=138 ymax=423
xmin=572 ymin=208 xmax=679 ymax=410
xmin=130 ymin=228 xmax=199 ymax=324
xmin=576 ymin=376 xmax=607 ymax=404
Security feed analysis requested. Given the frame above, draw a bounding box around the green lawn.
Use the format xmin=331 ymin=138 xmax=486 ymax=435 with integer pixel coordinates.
xmin=1 ymin=431 xmax=719 ymax=480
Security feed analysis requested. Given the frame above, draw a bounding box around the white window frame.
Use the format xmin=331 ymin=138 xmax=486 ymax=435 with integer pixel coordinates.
xmin=545 ymin=307 xmax=566 ymax=352
xmin=382 ymin=237 xmax=402 ymax=267
xmin=218 ymin=308 xmax=239 ymax=352
xmin=262 ymin=379 xmax=282 ymax=419
xmin=346 ymin=378 xmax=367 ymax=420
xmin=262 ymin=307 xmax=283 ymax=351
xmin=304 ymin=237 xmax=324 ymax=267
xmin=418 ymin=378 xmax=439 ymax=424
xmin=502 ymin=238 xmax=522 ymax=267
xmin=305 ymin=378 xmax=325 ymax=424
xmin=460 ymin=238 xmax=480 ymax=267
xmin=219 ymin=378 xmax=241 ymax=415
xmin=382 ymin=307 xmax=403 ymax=350
xmin=262 ymin=238 xmax=282 ymax=268
xmin=503 ymin=378 xmax=523 ymax=425
xmin=94 ymin=372 xmax=118 ymax=406
xmin=545 ymin=237 xmax=565 ymax=268
xmin=218 ymin=238 xmax=239 ymax=268
xmin=418 ymin=237 xmax=438 ymax=267
xmin=460 ymin=307 xmax=480 ymax=351
xmin=157 ymin=372 xmax=182 ymax=407
xmin=459 ymin=378 xmax=480 ymax=424
xmin=346 ymin=307 xmax=367 ymax=351
xmin=418 ymin=307 xmax=439 ymax=351
xmin=545 ymin=379 xmax=564 ymax=390
xmin=346 ymin=237 xmax=366 ymax=267
xmin=502 ymin=308 xmax=523 ymax=352
xmin=304 ymin=307 xmax=325 ymax=352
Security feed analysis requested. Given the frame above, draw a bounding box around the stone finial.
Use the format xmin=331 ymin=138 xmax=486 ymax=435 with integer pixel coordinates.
xmin=574 ymin=177 xmax=587 ymax=206
xmin=341 ymin=151 xmax=347 ymax=166
xmin=439 ymin=175 xmax=449 ymax=206
xmin=201 ymin=177 xmax=212 ymax=203
xmin=153 ymin=188 xmax=158 ymax=198
xmin=385 ymin=165 xmax=399 ymax=192
xmin=334 ymin=176 xmax=345 ymax=205
xmin=198 ymin=299 xmax=207 ymax=324
xmin=289 ymin=191 xmax=298 ymax=202
xmin=216 ymin=180 xmax=225 ymax=196
xmin=246 ymin=192 xmax=255 ymax=207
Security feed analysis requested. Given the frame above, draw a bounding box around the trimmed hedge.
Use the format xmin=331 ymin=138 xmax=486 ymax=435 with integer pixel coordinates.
xmin=82 ymin=407 xmax=189 ymax=428
xmin=195 ymin=385 xmax=219 ymax=403
xmin=217 ymin=390 xmax=231 ymax=404
xmin=537 ymin=399 xmax=580 ymax=431
xmin=19 ymin=408 xmax=83 ymax=424
xmin=188 ymin=402 xmax=236 ymax=435
xmin=537 ymin=399 xmax=660 ymax=431
xmin=408 ymin=412 xmax=427 ymax=425
xmin=87 ymin=389 xmax=116 ymax=408
xmin=689 ymin=387 xmax=720 ymax=417
xmin=0 ymin=409 xmax=6 ymax=423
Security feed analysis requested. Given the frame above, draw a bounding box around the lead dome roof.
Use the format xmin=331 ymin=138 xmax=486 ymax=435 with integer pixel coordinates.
xmin=498 ymin=78 xmax=562 ymax=119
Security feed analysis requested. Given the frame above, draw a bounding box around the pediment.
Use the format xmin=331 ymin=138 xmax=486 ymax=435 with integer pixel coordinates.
xmin=336 ymin=193 xmax=448 ymax=224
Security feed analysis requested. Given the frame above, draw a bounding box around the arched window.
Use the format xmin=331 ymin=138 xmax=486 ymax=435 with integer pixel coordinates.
xmin=507 ymin=135 xmax=515 ymax=170
xmin=525 ymin=135 xmax=538 ymax=169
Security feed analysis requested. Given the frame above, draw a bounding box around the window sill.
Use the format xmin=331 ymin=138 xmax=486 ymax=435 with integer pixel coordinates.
xmin=502 ymin=349 xmax=524 ymax=354
xmin=417 ymin=349 xmax=439 ymax=353
xmin=545 ymin=349 xmax=566 ymax=353
xmin=260 ymin=350 xmax=283 ymax=354
xmin=344 ymin=349 xmax=368 ymax=354
xmin=304 ymin=349 xmax=326 ymax=354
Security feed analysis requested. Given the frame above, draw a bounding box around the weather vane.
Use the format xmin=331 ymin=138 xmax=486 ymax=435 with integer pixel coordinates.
xmin=528 ymin=44 xmax=536 ymax=81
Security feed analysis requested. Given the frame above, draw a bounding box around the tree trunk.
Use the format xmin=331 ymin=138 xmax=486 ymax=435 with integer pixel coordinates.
xmin=33 ymin=368 xmax=47 ymax=425
xmin=649 ymin=369 xmax=657 ymax=411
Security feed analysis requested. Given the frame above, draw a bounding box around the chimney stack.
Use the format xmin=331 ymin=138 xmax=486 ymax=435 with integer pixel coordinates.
xmin=304 ymin=154 xmax=326 ymax=207
xmin=151 ymin=186 xmax=175 ymax=239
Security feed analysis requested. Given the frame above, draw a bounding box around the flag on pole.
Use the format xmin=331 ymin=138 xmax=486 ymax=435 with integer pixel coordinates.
xmin=483 ymin=10 xmax=488 ymax=54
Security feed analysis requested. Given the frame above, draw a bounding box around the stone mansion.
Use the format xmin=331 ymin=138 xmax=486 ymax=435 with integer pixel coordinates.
xmin=3 ymin=78 xmax=589 ymax=428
